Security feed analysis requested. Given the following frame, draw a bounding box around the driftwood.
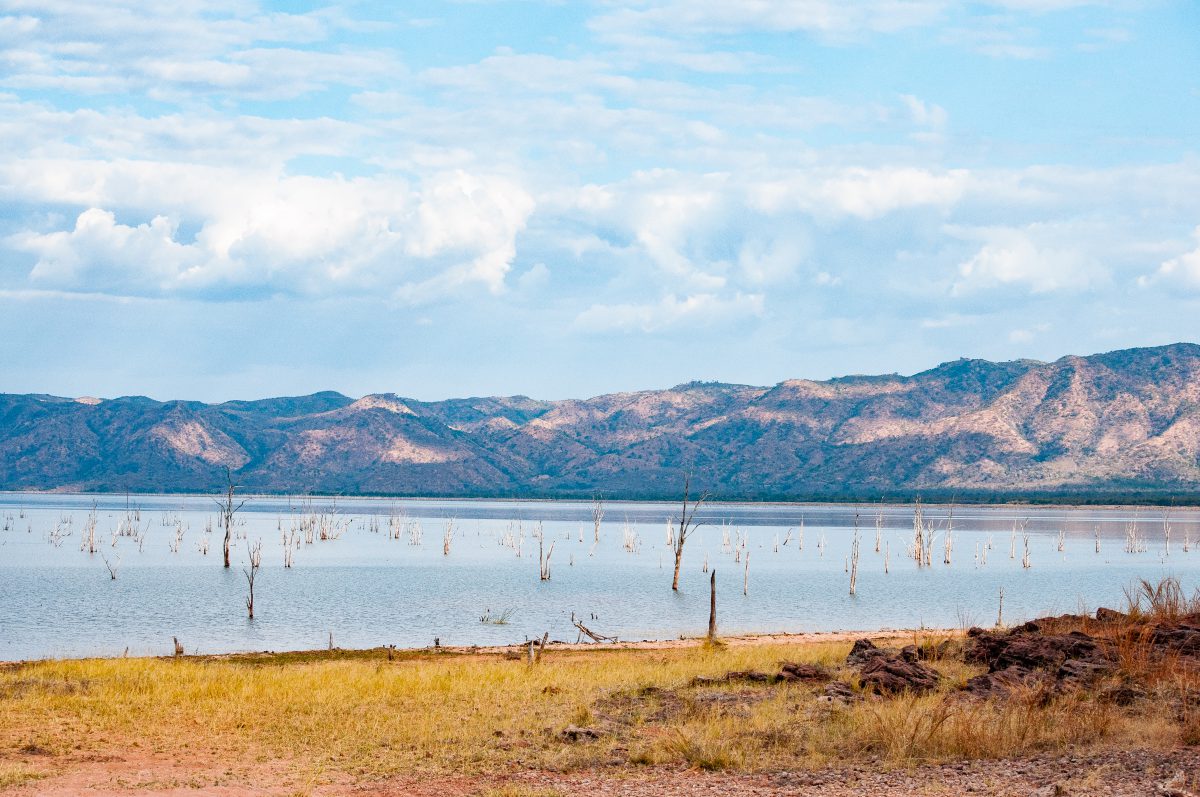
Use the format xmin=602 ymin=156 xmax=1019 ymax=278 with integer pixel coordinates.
xmin=572 ymin=618 xmax=618 ymax=644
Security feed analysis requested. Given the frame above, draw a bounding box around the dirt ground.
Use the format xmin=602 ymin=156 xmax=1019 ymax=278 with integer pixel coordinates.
xmin=4 ymin=747 xmax=1198 ymax=797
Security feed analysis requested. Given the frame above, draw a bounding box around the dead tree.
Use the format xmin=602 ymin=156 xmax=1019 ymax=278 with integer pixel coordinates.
xmin=244 ymin=538 xmax=263 ymax=619
xmin=671 ymin=476 xmax=709 ymax=591
xmin=214 ymin=467 xmax=247 ymax=569
xmin=592 ymin=494 xmax=605 ymax=543
xmin=101 ymin=551 xmax=121 ymax=580
xmin=849 ymin=523 xmax=861 ymax=595
xmin=539 ymin=530 xmax=555 ymax=581
xmin=707 ymin=570 xmax=717 ymax=641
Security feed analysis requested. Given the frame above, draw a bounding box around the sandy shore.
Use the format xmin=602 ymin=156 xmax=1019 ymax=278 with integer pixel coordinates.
xmin=0 ymin=627 xmax=953 ymax=666
xmin=183 ymin=627 xmax=955 ymax=664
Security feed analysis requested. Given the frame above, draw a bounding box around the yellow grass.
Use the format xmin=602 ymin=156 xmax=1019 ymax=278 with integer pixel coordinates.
xmin=0 ymin=635 xmax=1188 ymax=783
xmin=0 ymin=764 xmax=45 ymax=789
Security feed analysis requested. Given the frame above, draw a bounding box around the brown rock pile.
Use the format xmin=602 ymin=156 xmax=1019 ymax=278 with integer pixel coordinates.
xmin=962 ymin=622 xmax=1115 ymax=698
xmin=693 ymin=662 xmax=833 ymax=687
xmin=1146 ymin=617 xmax=1200 ymax=656
xmin=845 ymin=639 xmax=941 ymax=695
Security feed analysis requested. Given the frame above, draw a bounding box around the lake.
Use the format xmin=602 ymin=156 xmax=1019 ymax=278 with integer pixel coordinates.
xmin=1 ymin=492 xmax=1198 ymax=661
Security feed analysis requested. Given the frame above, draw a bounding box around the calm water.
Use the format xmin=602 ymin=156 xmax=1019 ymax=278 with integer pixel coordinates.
xmin=1 ymin=493 xmax=1198 ymax=661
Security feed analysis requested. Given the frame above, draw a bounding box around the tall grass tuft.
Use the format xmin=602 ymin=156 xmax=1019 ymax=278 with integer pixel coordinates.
xmin=1123 ymin=576 xmax=1200 ymax=621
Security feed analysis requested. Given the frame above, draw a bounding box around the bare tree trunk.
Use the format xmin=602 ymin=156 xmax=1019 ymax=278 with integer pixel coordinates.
xmin=244 ymin=538 xmax=262 ymax=619
xmin=215 ymin=468 xmax=246 ymax=569
xmin=592 ymin=495 xmax=604 ymax=543
xmin=707 ymin=570 xmax=717 ymax=641
xmin=671 ymin=475 xmax=708 ymax=592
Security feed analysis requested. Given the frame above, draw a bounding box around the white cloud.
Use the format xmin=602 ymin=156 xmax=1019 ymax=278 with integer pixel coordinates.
xmin=575 ymin=292 xmax=765 ymax=333
xmin=951 ymin=225 xmax=1108 ymax=294
xmin=1008 ymin=322 xmax=1049 ymax=343
xmin=0 ymin=15 xmax=39 ymax=39
xmin=990 ymin=0 xmax=1126 ymax=10
xmin=738 ymin=234 xmax=810 ymax=284
xmin=920 ymin=313 xmax=974 ymax=329
xmin=0 ymin=1 xmax=1191 ymax=329
xmin=588 ymin=0 xmax=1132 ymax=46
xmin=4 ymin=164 xmax=535 ymax=299
xmin=750 ymin=167 xmax=970 ymax=219
xmin=0 ymin=1 xmax=401 ymax=98
xmin=900 ymin=94 xmax=948 ymax=131
xmin=1142 ymin=228 xmax=1200 ymax=289
xmin=590 ymin=1 xmax=947 ymax=40
xmin=10 ymin=209 xmax=201 ymax=292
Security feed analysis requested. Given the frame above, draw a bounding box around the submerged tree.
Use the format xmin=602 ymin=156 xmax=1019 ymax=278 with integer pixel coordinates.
xmin=671 ymin=475 xmax=709 ymax=592
xmin=592 ymin=494 xmax=605 ymax=543
xmin=244 ymin=538 xmax=263 ymax=619
xmin=215 ymin=467 xmax=247 ymax=569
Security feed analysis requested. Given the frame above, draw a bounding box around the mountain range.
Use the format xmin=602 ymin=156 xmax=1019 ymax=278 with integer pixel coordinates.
xmin=4 ymin=343 xmax=1200 ymax=501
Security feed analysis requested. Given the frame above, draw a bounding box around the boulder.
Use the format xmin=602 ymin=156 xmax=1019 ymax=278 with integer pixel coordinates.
xmin=1100 ymin=679 xmax=1147 ymax=706
xmin=722 ymin=670 xmax=774 ymax=683
xmin=858 ymin=653 xmax=941 ymax=695
xmin=968 ymin=628 xmax=1107 ymax=672
xmin=1057 ymin=657 xmax=1115 ymax=687
xmin=778 ymin=662 xmax=833 ymax=683
xmin=963 ymin=628 xmax=1012 ymax=666
xmin=846 ymin=638 xmax=885 ymax=666
xmin=962 ymin=665 xmax=1049 ymax=698
xmin=917 ymin=639 xmax=953 ymax=661
xmin=1149 ymin=620 xmax=1200 ymax=656
xmin=817 ymin=681 xmax=860 ymax=705
xmin=995 ymin=631 xmax=1104 ymax=670
xmin=560 ymin=724 xmax=601 ymax=742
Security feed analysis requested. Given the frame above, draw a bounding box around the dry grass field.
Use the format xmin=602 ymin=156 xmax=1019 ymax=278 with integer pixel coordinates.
xmin=1 ymin=580 xmax=1197 ymax=796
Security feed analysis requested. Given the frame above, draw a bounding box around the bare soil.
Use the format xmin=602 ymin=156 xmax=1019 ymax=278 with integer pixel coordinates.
xmin=4 ymin=747 xmax=1198 ymax=796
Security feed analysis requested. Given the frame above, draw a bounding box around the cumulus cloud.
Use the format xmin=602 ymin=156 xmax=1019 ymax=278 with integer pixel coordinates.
xmin=749 ymin=167 xmax=970 ymax=219
xmin=951 ymin=225 xmax=1108 ymax=294
xmin=5 ymin=165 xmax=535 ymax=299
xmin=551 ymin=164 xmax=969 ymax=297
xmin=0 ymin=0 xmax=1192 ymax=341
xmin=11 ymin=209 xmax=200 ymax=292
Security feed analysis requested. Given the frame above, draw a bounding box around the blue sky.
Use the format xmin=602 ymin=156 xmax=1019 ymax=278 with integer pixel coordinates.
xmin=1 ymin=0 xmax=1198 ymax=401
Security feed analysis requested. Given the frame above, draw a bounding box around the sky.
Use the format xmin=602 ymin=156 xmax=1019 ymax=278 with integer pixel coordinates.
xmin=1 ymin=0 xmax=1199 ymax=402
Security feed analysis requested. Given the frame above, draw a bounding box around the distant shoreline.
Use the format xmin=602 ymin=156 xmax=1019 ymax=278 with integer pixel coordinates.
xmin=2 ymin=488 xmax=1199 ymax=509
